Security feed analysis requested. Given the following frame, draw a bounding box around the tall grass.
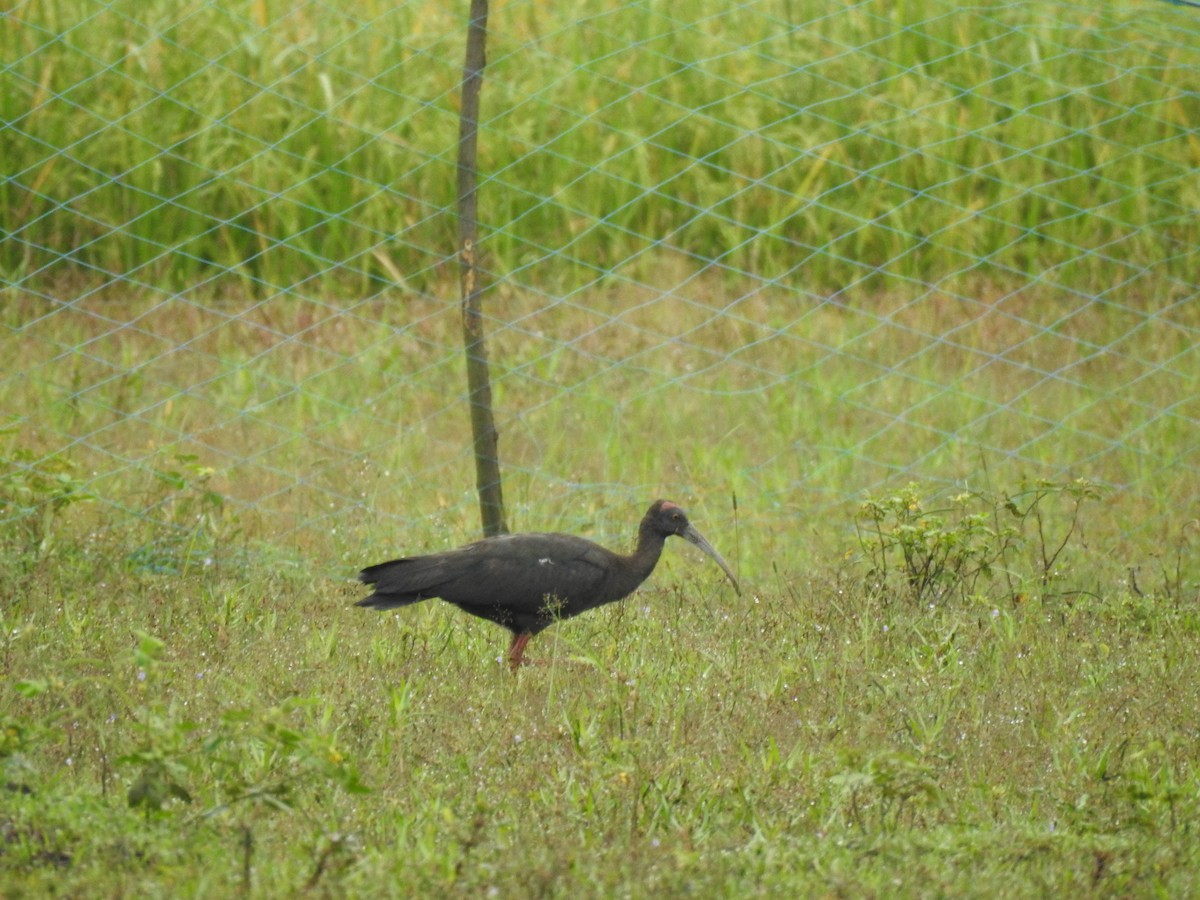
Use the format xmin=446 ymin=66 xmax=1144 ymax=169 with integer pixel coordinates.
xmin=4 ymin=0 xmax=1199 ymax=294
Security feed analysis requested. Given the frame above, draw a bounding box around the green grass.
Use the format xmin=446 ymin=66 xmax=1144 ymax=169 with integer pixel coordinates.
xmin=3 ymin=538 xmax=1199 ymax=896
xmin=3 ymin=293 xmax=1200 ymax=894
xmin=4 ymin=290 xmax=1197 ymax=560
xmin=4 ymin=0 xmax=1199 ymax=294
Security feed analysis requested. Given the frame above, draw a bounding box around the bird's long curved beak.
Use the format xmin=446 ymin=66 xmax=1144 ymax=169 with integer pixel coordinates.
xmin=681 ymin=525 xmax=741 ymax=596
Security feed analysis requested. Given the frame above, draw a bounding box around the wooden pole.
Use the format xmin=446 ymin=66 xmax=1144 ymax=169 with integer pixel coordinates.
xmin=456 ymin=0 xmax=507 ymax=536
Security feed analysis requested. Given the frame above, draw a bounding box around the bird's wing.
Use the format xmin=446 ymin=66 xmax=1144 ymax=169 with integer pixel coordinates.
xmin=438 ymin=533 xmax=614 ymax=611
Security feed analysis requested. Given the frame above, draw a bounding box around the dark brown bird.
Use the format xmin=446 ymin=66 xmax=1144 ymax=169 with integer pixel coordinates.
xmin=357 ymin=499 xmax=740 ymax=670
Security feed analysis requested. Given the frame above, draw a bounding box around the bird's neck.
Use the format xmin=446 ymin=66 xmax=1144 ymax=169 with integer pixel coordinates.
xmin=618 ymin=525 xmax=667 ymax=586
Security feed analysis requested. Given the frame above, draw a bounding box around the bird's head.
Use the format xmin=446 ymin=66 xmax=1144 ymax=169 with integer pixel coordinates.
xmin=646 ymin=499 xmax=740 ymax=595
xmin=648 ymin=499 xmax=691 ymax=537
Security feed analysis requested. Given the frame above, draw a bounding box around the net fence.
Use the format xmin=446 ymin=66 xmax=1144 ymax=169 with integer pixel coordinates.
xmin=3 ymin=0 xmax=1198 ymax=575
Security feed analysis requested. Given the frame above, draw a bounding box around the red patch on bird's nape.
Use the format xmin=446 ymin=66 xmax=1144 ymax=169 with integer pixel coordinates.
xmin=660 ymin=500 xmax=679 ymax=511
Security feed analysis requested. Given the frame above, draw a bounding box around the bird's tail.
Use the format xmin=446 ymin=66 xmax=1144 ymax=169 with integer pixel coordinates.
xmin=355 ymin=559 xmax=440 ymax=610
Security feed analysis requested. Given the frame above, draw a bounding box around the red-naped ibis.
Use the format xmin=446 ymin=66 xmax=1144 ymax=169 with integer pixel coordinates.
xmin=357 ymin=499 xmax=740 ymax=670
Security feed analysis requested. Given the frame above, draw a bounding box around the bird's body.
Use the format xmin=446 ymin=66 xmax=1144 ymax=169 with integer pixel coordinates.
xmin=358 ymin=500 xmax=739 ymax=669
xmin=360 ymin=531 xmax=657 ymax=634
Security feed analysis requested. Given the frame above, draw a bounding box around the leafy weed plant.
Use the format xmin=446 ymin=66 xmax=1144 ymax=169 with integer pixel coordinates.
xmin=856 ymin=478 xmax=1102 ymax=605
xmin=126 ymin=453 xmax=237 ymax=576
xmin=0 ymin=431 xmax=92 ymax=562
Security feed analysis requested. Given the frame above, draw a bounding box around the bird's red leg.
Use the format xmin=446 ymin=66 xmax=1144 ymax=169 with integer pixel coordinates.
xmin=508 ymin=633 xmax=532 ymax=672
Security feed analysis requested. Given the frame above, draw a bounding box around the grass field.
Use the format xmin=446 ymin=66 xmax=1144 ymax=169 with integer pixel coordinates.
xmin=2 ymin=507 xmax=1199 ymax=895
xmin=4 ymin=293 xmax=1200 ymax=895
xmin=4 ymin=0 xmax=1200 ymax=895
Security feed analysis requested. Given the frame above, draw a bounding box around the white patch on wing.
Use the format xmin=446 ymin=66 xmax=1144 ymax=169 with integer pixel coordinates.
xmin=538 ymin=557 xmax=554 ymax=565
